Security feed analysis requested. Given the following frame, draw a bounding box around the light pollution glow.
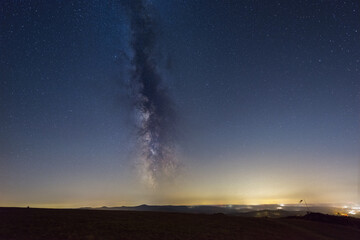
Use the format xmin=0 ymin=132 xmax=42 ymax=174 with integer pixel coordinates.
xmin=1 ymin=152 xmax=358 ymax=208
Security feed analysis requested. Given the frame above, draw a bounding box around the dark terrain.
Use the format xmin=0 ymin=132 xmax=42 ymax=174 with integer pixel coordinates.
xmin=1 ymin=207 xmax=360 ymax=240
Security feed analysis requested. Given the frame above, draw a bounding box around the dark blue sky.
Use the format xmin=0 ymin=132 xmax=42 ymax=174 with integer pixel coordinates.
xmin=1 ymin=0 xmax=359 ymax=207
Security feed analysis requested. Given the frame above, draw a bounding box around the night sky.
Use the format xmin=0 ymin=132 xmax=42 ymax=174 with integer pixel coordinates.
xmin=1 ymin=0 xmax=359 ymax=208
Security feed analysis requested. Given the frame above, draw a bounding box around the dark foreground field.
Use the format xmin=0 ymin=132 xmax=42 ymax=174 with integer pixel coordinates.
xmin=1 ymin=208 xmax=360 ymax=240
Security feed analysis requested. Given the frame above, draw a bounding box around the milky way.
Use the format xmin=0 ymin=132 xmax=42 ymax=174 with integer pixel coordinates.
xmin=122 ymin=0 xmax=177 ymax=187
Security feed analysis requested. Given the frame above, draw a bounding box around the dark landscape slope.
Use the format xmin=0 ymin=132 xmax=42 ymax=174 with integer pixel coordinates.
xmin=1 ymin=207 xmax=360 ymax=240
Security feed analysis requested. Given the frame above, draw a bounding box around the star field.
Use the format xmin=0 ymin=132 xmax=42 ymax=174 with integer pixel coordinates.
xmin=0 ymin=0 xmax=359 ymax=207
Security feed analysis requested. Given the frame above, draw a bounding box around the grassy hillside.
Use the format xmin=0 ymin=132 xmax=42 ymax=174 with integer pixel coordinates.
xmin=0 ymin=207 xmax=359 ymax=240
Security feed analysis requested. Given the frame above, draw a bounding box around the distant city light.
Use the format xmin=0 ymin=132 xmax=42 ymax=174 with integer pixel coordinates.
xmin=348 ymin=210 xmax=356 ymax=215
